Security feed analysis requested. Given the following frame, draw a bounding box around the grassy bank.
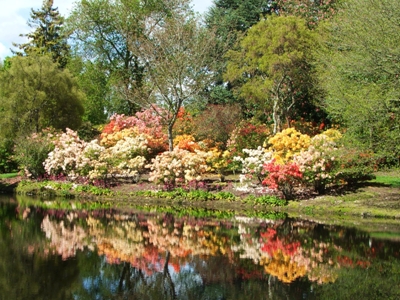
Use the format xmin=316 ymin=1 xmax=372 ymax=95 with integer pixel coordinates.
xmin=2 ymin=170 xmax=400 ymax=224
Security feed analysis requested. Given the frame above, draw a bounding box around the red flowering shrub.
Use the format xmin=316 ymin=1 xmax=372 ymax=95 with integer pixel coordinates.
xmin=262 ymin=159 xmax=303 ymax=199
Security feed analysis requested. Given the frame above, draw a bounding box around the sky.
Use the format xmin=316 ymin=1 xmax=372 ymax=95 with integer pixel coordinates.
xmin=0 ymin=0 xmax=213 ymax=60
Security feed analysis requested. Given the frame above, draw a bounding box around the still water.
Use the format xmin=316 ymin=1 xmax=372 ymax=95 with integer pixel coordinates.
xmin=1 ymin=194 xmax=400 ymax=300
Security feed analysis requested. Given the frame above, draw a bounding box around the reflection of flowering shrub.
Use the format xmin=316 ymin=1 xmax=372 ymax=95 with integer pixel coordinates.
xmin=146 ymin=148 xmax=210 ymax=185
xmin=262 ymin=159 xmax=303 ymax=199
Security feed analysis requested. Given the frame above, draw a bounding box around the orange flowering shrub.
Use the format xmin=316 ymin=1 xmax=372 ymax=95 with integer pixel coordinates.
xmin=173 ymin=134 xmax=200 ymax=152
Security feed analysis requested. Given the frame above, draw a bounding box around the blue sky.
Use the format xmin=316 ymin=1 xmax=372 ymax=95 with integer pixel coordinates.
xmin=0 ymin=0 xmax=213 ymax=60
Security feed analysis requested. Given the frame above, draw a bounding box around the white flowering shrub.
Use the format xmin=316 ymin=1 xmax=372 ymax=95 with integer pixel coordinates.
xmin=44 ymin=130 xmax=148 ymax=182
xmin=293 ymin=134 xmax=337 ymax=193
xmin=44 ymin=129 xmax=87 ymax=179
xmin=234 ymin=147 xmax=273 ymax=185
xmin=146 ymin=148 xmax=210 ymax=185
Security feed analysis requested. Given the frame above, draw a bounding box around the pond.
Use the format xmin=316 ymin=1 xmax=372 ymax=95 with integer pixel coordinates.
xmin=1 ymin=194 xmax=400 ymax=300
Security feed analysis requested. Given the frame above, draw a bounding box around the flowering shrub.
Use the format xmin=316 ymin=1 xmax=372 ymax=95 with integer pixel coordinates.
xmin=173 ymin=134 xmax=200 ymax=152
xmin=146 ymin=148 xmax=210 ymax=185
xmin=262 ymin=159 xmax=303 ymax=199
xmin=293 ymin=134 xmax=337 ymax=193
xmin=173 ymin=107 xmax=194 ymax=135
xmin=206 ymin=149 xmax=231 ymax=179
xmin=234 ymin=147 xmax=273 ymax=185
xmin=13 ymin=128 xmax=58 ymax=178
xmin=267 ymin=128 xmax=310 ymax=163
xmin=44 ymin=129 xmax=148 ymax=182
xmin=100 ymin=107 xmax=168 ymax=155
xmin=44 ymin=128 xmax=87 ymax=179
xmin=100 ymin=128 xmax=137 ymax=147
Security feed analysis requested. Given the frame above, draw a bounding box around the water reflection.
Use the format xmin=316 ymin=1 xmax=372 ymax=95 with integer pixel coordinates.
xmin=1 ymin=195 xmax=400 ymax=299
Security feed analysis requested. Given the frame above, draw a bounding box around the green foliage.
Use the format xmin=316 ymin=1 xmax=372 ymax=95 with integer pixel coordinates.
xmin=0 ymin=145 xmax=17 ymax=174
xmin=13 ymin=129 xmax=57 ymax=178
xmin=0 ymin=55 xmax=84 ymax=139
xmin=12 ymin=0 xmax=70 ymax=68
xmin=227 ymin=120 xmax=271 ymax=157
xmin=224 ymin=16 xmax=321 ymax=133
xmin=66 ymin=0 xmax=177 ymax=115
xmin=316 ymin=0 xmax=400 ymax=162
xmin=77 ymin=121 xmax=101 ymax=142
xmin=332 ymin=147 xmax=376 ymax=185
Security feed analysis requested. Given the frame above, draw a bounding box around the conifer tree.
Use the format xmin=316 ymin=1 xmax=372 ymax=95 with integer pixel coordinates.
xmin=13 ymin=0 xmax=70 ymax=68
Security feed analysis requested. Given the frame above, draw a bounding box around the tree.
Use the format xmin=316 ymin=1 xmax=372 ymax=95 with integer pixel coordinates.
xmin=224 ymin=16 xmax=319 ymax=134
xmin=66 ymin=0 xmax=176 ymax=115
xmin=128 ymin=0 xmax=217 ymax=151
xmin=12 ymin=0 xmax=70 ymax=68
xmin=316 ymin=0 xmax=400 ymax=161
xmin=0 ymin=55 xmax=84 ymax=142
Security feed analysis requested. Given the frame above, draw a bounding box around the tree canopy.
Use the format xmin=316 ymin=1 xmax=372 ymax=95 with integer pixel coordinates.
xmin=224 ymin=16 xmax=319 ymax=133
xmin=316 ymin=0 xmax=400 ymax=159
xmin=12 ymin=0 xmax=70 ymax=68
xmin=0 ymin=55 xmax=84 ymax=142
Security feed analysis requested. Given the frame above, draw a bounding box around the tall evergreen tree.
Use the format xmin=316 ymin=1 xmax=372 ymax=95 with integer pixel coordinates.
xmin=12 ymin=0 xmax=70 ymax=68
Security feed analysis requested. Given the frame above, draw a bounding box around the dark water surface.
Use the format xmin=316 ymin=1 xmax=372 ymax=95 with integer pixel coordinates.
xmin=1 ymin=194 xmax=400 ymax=300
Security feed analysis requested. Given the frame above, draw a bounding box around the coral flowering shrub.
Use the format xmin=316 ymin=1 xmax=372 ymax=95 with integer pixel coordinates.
xmin=100 ymin=107 xmax=168 ymax=155
xmin=262 ymin=159 xmax=303 ymax=199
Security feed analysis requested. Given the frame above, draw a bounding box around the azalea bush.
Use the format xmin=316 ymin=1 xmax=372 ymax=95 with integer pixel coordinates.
xmin=146 ymin=148 xmax=210 ymax=186
xmin=173 ymin=134 xmax=200 ymax=152
xmin=262 ymin=159 xmax=303 ymax=200
xmin=44 ymin=129 xmax=148 ymax=182
xmin=267 ymin=128 xmax=311 ymax=163
xmin=234 ymin=147 xmax=273 ymax=185
xmin=100 ymin=107 xmax=168 ymax=156
xmin=44 ymin=128 xmax=87 ymax=179
xmin=293 ymin=134 xmax=337 ymax=193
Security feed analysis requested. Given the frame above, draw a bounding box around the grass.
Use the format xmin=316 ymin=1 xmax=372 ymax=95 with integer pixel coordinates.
xmin=371 ymin=175 xmax=400 ymax=188
xmin=0 ymin=173 xmax=19 ymax=179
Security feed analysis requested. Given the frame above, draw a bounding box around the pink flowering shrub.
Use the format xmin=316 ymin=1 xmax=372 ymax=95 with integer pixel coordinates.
xmin=146 ymin=148 xmax=210 ymax=186
xmin=262 ymin=159 xmax=303 ymax=199
xmin=100 ymin=107 xmax=168 ymax=156
xmin=293 ymin=134 xmax=337 ymax=193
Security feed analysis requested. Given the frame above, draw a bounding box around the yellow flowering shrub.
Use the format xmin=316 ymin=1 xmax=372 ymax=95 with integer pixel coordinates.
xmin=267 ymin=128 xmax=311 ymax=163
xmin=321 ymin=128 xmax=342 ymax=141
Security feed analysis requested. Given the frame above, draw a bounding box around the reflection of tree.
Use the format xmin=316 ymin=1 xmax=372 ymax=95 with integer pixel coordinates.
xmin=0 ymin=200 xmax=80 ymax=299
xmin=6 ymin=195 xmax=400 ymax=299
